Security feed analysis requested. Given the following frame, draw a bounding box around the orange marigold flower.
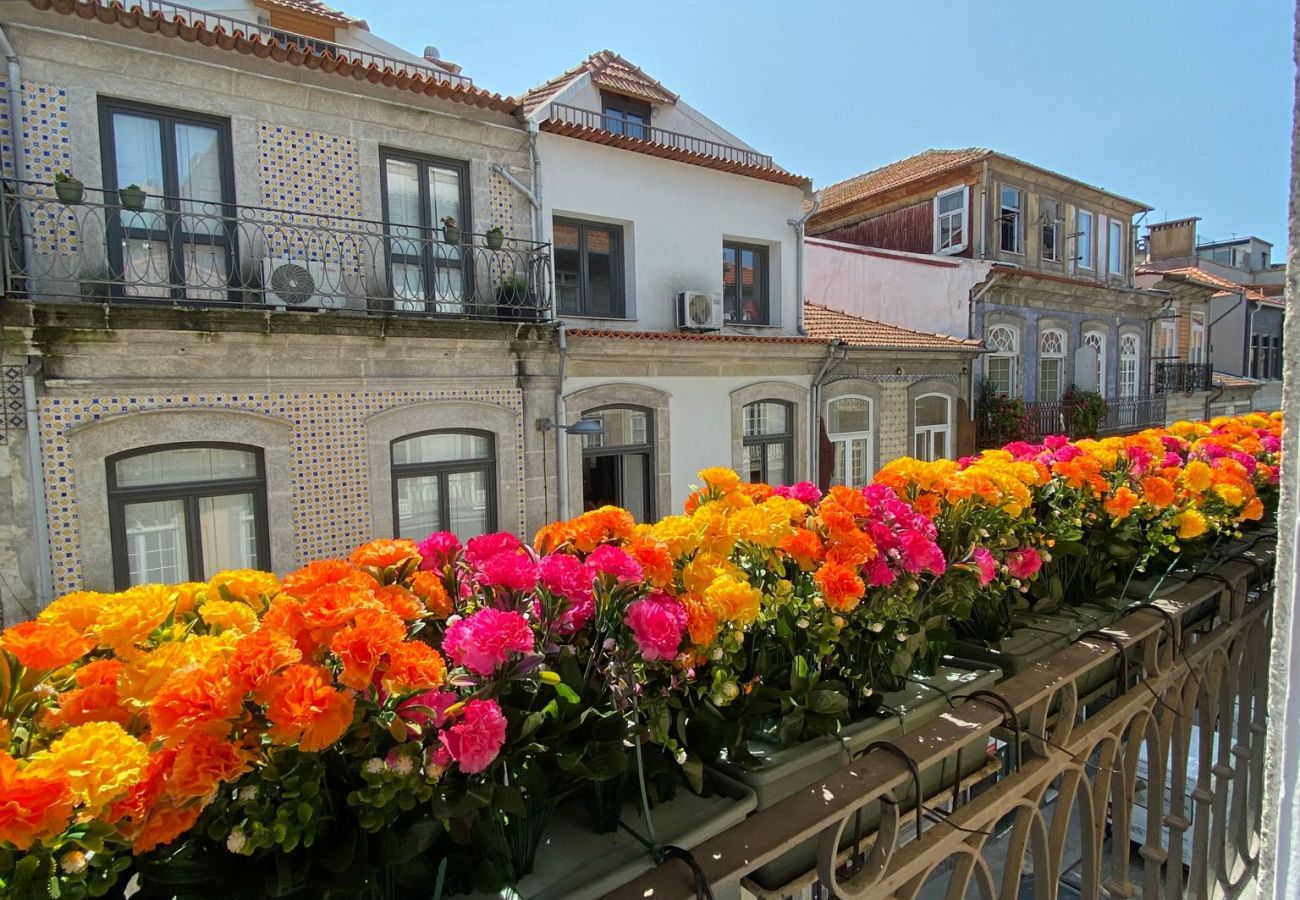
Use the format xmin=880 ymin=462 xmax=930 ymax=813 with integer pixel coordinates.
xmin=227 ymin=629 xmax=302 ymax=696
xmin=625 ymin=539 xmax=675 ymax=588
xmin=350 ymin=539 xmax=420 ymax=570
xmin=281 ymin=559 xmax=375 ymax=598
xmin=1141 ymin=476 xmax=1176 ymax=509
xmin=261 ymin=664 xmax=355 ymax=752
xmin=116 ymin=634 xmax=237 ymax=712
xmin=780 ymin=528 xmax=825 ymax=571
xmin=131 ymin=798 xmax=201 ymax=854
xmin=298 ymin=583 xmax=379 ymax=635
xmin=814 ymin=562 xmax=866 ymax=612
xmin=166 ymin=733 xmax=253 ymax=803
xmin=330 ymin=609 xmax=407 ymax=691
xmin=0 ymin=620 xmax=93 ymax=671
xmin=108 ymin=748 xmax=176 ymax=829
xmin=533 ymin=521 xmax=574 ymax=554
xmin=698 ymin=467 xmax=740 ymax=494
xmin=678 ymin=592 xmax=720 ymax=648
xmin=149 ymin=659 xmax=242 ymax=742
xmin=25 ymin=721 xmax=149 ymax=815
xmin=1239 ymin=497 xmax=1265 ymax=522
xmin=738 ymin=482 xmax=776 ymax=503
xmin=409 ymin=571 xmax=453 ymax=618
xmin=37 ymin=590 xmax=108 ymax=633
xmin=381 ymin=641 xmax=447 ymax=696
xmin=1103 ymin=485 xmax=1141 ymax=520
xmin=824 ymin=528 xmax=877 ymax=569
xmin=53 ymin=659 xmax=129 ymax=728
xmin=0 ymin=751 xmax=74 ymax=850
xmin=825 ymin=485 xmax=870 ymax=517
xmin=374 ymin=584 xmax=424 ymax=621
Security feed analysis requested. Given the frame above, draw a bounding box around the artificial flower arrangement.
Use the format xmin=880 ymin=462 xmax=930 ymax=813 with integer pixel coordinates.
xmin=0 ymin=413 xmax=1280 ymax=898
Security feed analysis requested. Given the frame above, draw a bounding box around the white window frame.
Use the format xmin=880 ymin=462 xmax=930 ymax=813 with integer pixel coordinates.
xmin=985 ymin=324 xmax=1020 ymax=397
xmin=1119 ymin=333 xmax=1140 ymax=399
xmin=1108 ymin=219 xmax=1125 ymax=275
xmin=1084 ymin=330 xmax=1106 ymax=396
xmin=913 ymin=393 xmax=953 ymax=462
xmin=1038 ymin=328 xmax=1068 ymax=402
xmin=933 ymin=184 xmax=968 ymax=255
xmin=826 ymin=395 xmax=874 ymax=487
xmin=1076 ymin=209 xmax=1094 ymax=270
xmin=1189 ymin=312 xmax=1206 ymax=364
xmin=999 ymin=185 xmax=1023 ymax=254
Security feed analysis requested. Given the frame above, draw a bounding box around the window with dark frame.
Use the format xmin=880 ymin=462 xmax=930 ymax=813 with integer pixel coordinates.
xmin=1040 ymin=198 xmax=1061 ymax=262
xmin=107 ymin=444 xmax=269 ymax=589
xmin=391 ymin=431 xmax=496 ymax=542
xmin=742 ymin=400 xmax=793 ymax=486
xmin=381 ymin=149 xmax=471 ymax=314
xmin=600 ymin=92 xmax=651 ymax=139
xmin=553 ymin=218 xmax=624 ymax=317
xmin=98 ymin=99 xmax=236 ymax=302
xmin=723 ymin=241 xmax=769 ymax=324
xmin=999 ymin=186 xmax=1022 ymax=254
xmin=580 ymin=406 xmax=654 ymax=521
xmin=1272 ymin=336 xmax=1283 ymax=379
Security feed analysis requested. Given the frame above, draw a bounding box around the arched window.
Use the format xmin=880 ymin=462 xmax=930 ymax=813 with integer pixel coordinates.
xmin=742 ymin=400 xmax=793 ymax=485
xmin=391 ymin=431 xmax=496 ymax=540
xmin=827 ymin=396 xmax=873 ymax=487
xmin=1084 ymin=330 xmax=1106 ymax=396
xmin=580 ymin=406 xmax=654 ymax=521
xmin=1038 ymin=328 xmax=1067 ymax=402
xmin=107 ymin=443 xmax=268 ymax=588
xmin=1119 ymin=333 xmax=1140 ymax=399
xmin=985 ymin=324 xmax=1019 ymax=397
xmin=913 ymin=394 xmax=952 ymax=462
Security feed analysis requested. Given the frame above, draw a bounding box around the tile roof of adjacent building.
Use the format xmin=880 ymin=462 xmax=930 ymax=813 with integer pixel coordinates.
xmin=813 ymin=148 xmax=1151 ymax=219
xmin=1136 ymin=262 xmax=1280 ymax=305
xmin=565 ymin=328 xmax=824 ymax=345
xmin=30 ymin=0 xmax=517 ymax=113
xmin=802 ymin=302 xmax=982 ymax=351
xmin=1213 ymin=371 xmax=1263 ymax=390
xmin=520 ymin=49 xmax=679 ymax=115
xmin=252 ymin=0 xmax=365 ymax=28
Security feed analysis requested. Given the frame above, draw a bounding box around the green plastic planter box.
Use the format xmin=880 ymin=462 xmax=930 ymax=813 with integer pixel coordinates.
xmin=470 ymin=769 xmax=756 ymax=900
xmin=953 ymin=610 xmax=1085 ymax=677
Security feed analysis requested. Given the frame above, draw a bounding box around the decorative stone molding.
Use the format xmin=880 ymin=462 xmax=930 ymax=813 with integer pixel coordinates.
xmin=562 ymin=383 xmax=672 ymax=519
xmin=728 ymin=380 xmax=809 ymax=482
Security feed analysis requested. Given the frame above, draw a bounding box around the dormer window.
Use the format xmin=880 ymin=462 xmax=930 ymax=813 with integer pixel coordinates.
xmin=601 ymin=93 xmax=651 ymax=139
xmin=933 ymin=185 xmax=967 ymax=254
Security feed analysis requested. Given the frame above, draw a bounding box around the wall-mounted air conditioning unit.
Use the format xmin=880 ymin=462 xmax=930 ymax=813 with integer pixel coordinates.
xmin=262 ymin=257 xmax=339 ymax=310
xmin=675 ymin=291 xmax=723 ymax=331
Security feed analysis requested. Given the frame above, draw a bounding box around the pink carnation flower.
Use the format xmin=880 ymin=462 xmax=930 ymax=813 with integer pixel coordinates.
xmin=1126 ymin=446 xmax=1152 ymax=476
xmin=440 ymin=699 xmax=507 ymax=775
xmin=465 ymin=532 xmax=523 ymax=565
xmin=624 ymin=593 xmax=687 ymax=662
xmin=398 ymin=689 xmax=457 ymax=730
xmin=1007 ymin=547 xmax=1043 ymax=581
xmin=899 ymin=531 xmax=946 ymax=576
xmin=971 ymin=547 xmax=996 ymax=586
xmin=536 ymin=554 xmax=596 ymax=633
xmin=774 ymin=481 xmax=823 ymax=505
xmin=1262 ymin=434 xmax=1281 ymax=454
xmin=587 ymin=545 xmax=644 ymax=584
xmin=864 ymin=554 xmax=895 ymax=587
xmin=442 ymin=608 xmax=534 ymax=675
xmin=418 ymin=532 xmax=462 ymax=570
xmin=477 ymin=550 xmax=539 ymax=593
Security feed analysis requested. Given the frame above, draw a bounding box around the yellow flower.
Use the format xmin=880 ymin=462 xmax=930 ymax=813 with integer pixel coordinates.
xmin=702 ymin=573 xmax=762 ymax=626
xmin=25 ymin=722 xmax=149 ymax=815
xmin=1213 ymin=483 xmax=1244 ymax=508
xmin=94 ymin=585 xmax=177 ymax=657
xmin=117 ymin=634 xmax=239 ymax=710
xmin=1173 ymin=509 xmax=1208 ymax=540
xmin=198 ymin=599 xmax=260 ymax=634
xmin=38 ymin=591 xmax=110 ymax=633
xmin=649 ymin=515 xmax=699 ymax=559
xmin=729 ymin=502 xmax=795 ymax=549
xmin=208 ymin=569 xmax=280 ymax=610
xmin=697 ymin=467 xmax=740 ymax=494
xmin=1183 ymin=460 xmax=1213 ymax=494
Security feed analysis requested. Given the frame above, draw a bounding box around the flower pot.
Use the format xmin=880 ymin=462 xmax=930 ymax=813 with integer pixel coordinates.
xmin=442 ymin=226 xmax=461 ymax=245
xmin=118 ymin=186 xmax=147 ymax=210
xmin=485 ymin=231 xmax=505 ymax=250
xmin=54 ymin=179 xmax=84 ymax=204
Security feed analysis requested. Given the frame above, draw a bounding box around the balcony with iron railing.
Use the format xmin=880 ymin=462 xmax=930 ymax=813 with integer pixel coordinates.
xmin=544 ymin=102 xmax=777 ymax=169
xmin=1154 ymin=360 xmax=1214 ymax=394
xmin=0 ymin=182 xmax=551 ymax=320
xmin=978 ymin=395 xmax=1167 ymax=445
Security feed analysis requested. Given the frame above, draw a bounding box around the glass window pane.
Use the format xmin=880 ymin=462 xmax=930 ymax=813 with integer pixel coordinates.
xmin=392 ymin=432 xmax=491 ymax=466
xmin=198 ymin=492 xmax=258 ymax=578
xmin=124 ymin=498 xmax=189 ymax=585
xmin=828 ymin=397 xmax=870 ymax=434
xmin=939 ymin=190 xmax=963 ymax=214
xmin=620 ymin=452 xmax=650 ymax=522
xmin=554 ymin=222 xmax=582 ymax=315
xmin=742 ymin=443 xmax=764 ymax=483
xmin=115 ymin=447 xmax=258 ymax=488
xmin=120 ymin=237 xmax=171 ymax=298
xmin=384 ymin=159 xmax=422 ymax=229
xmin=429 ymin=166 xmax=463 ymax=231
xmin=764 ymin=441 xmax=788 ymax=487
xmin=174 ymin=123 xmax=223 ymax=210
xmin=915 ymin=396 xmax=948 ymax=427
xmin=395 ymin=474 xmax=441 ymax=540
xmin=582 ymin=408 xmax=648 ymax=449
xmin=744 ymin=401 xmax=788 ymax=437
xmin=738 ymin=249 xmax=759 ymax=322
xmin=585 ymin=227 xmax=615 ymax=317
xmin=722 ymin=246 xmax=738 ymax=321
xmin=446 ymin=469 xmax=490 ymax=541
xmin=113 ymin=113 xmax=165 ymax=204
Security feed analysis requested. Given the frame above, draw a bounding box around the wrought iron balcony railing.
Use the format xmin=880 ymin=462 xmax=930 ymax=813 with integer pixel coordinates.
xmin=978 ymin=395 xmax=1166 ymax=445
xmin=545 ymin=102 xmax=776 ymax=169
xmin=1154 ymin=361 xmax=1214 ymax=394
xmin=0 ymin=182 xmax=551 ymax=320
xmin=1099 ymin=395 xmax=1167 ymax=433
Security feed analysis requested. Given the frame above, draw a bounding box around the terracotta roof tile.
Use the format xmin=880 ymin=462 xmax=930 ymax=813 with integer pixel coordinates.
xmin=566 ymin=328 xmax=824 ymax=345
xmin=1213 ymin=371 xmax=1263 ymax=389
xmin=802 ymin=302 xmax=981 ymax=351
xmin=520 ymin=50 xmax=677 ymax=115
xmin=816 ymin=148 xmax=991 ymax=215
xmin=31 ymin=0 xmax=517 ymax=113
xmin=1136 ymin=262 xmax=1279 ymax=305
xmin=252 ymin=0 xmax=363 ymax=28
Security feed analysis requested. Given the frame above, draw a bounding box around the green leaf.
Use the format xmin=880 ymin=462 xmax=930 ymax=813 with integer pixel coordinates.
xmin=551 ymin=681 xmax=580 ymax=705
xmin=806 ymin=689 xmax=849 ymax=717
xmin=492 ymin=785 xmax=527 ymax=817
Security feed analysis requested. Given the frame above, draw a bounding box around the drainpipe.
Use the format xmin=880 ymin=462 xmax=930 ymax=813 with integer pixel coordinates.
xmin=966 ymin=272 xmax=1002 ymax=419
xmin=554 ymin=321 xmax=570 ymax=519
xmin=788 ymin=191 xmax=821 ymax=335
xmin=809 ymin=338 xmax=846 ymax=485
xmin=24 ymin=369 xmax=53 ymax=607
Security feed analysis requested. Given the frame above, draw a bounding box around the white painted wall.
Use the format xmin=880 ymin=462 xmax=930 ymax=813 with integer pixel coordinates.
xmin=804 ymin=237 xmax=992 ymax=338
xmin=539 ymin=131 xmax=805 ymax=332
xmin=564 ymin=373 xmax=811 ymax=509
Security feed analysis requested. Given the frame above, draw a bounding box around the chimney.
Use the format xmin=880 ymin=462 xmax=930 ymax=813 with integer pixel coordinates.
xmin=1145 ymin=217 xmax=1200 ymax=263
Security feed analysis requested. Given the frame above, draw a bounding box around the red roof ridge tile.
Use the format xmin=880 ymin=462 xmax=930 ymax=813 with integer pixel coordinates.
xmin=802 ymin=301 xmax=982 ymax=351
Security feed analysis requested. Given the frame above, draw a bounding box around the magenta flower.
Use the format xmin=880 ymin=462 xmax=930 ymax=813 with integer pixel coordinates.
xmin=899 ymin=531 xmax=946 ymax=576
xmin=418 ymin=532 xmax=462 ymax=570
xmin=864 ymin=554 xmax=895 ymax=587
xmin=441 ymin=608 xmax=535 ymax=675
xmin=774 ymin=481 xmax=823 ymax=505
xmin=1162 ymin=451 xmax=1183 ymax=468
xmin=398 ymin=689 xmax=457 ymax=729
xmin=465 ymin=532 xmax=523 ymax=565
xmin=1126 ymin=446 xmax=1152 ymax=476
xmin=440 ymin=699 xmax=507 ymax=775
xmin=1007 ymin=547 xmax=1042 ymax=581
xmin=587 ymin=545 xmax=644 ymax=584
xmin=477 ymin=550 xmax=539 ymax=593
xmin=624 ymin=593 xmax=687 ymax=662
xmin=971 ymin=547 xmax=997 ymax=586
xmin=1262 ymin=434 xmax=1281 ymax=454
xmin=536 ymin=553 xmax=596 ymax=633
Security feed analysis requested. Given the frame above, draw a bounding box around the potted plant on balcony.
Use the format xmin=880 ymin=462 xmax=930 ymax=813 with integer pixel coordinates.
xmin=53 ymin=171 xmax=84 ymax=205
xmin=496 ymin=272 xmax=540 ymax=321
xmin=118 ymin=183 xmax=147 ymax=211
xmin=441 ymin=215 xmax=461 ymax=245
xmin=485 ymin=225 xmax=505 ymax=250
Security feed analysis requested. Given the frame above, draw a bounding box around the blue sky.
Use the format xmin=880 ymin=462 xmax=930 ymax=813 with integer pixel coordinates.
xmin=350 ymin=0 xmax=1294 ymax=247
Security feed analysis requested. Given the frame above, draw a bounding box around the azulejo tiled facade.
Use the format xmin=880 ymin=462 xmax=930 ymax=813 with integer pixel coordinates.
xmin=0 ymin=76 xmax=76 ymax=254
xmin=39 ymin=388 xmax=524 ymax=593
